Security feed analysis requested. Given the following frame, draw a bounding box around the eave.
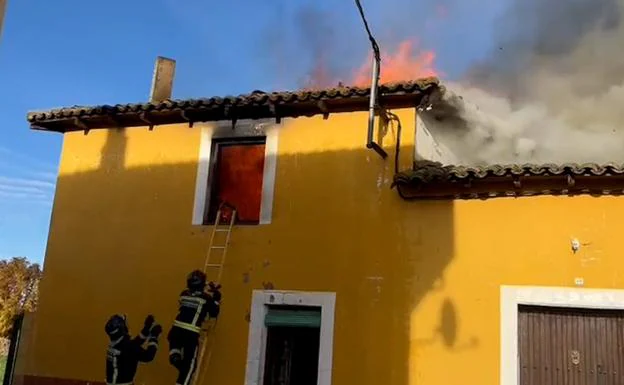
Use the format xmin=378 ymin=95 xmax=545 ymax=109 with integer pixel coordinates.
xmin=26 ymin=78 xmax=443 ymax=133
xmin=393 ymin=161 xmax=624 ymax=200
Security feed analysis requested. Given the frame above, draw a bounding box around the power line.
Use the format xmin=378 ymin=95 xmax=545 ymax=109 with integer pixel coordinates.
xmin=354 ymin=0 xmax=381 ymax=62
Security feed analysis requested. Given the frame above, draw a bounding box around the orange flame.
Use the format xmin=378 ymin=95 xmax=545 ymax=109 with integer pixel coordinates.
xmin=351 ymin=40 xmax=439 ymax=87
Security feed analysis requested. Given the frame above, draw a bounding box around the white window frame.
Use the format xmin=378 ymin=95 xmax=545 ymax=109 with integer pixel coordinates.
xmin=191 ymin=119 xmax=280 ymax=225
xmin=244 ymin=290 xmax=337 ymax=385
xmin=501 ymin=285 xmax=624 ymax=385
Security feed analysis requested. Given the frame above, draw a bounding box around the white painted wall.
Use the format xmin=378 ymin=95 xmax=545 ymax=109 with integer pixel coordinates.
xmin=414 ymin=112 xmax=459 ymax=165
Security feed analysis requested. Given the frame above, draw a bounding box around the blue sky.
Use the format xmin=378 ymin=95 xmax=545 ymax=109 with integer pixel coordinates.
xmin=0 ymin=0 xmax=507 ymax=266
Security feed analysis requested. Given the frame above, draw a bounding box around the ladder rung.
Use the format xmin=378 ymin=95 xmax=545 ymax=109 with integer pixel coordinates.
xmin=215 ymin=229 xmax=230 ymax=232
xmin=210 ymin=246 xmax=226 ymax=249
xmin=206 ymin=264 xmax=222 ymax=268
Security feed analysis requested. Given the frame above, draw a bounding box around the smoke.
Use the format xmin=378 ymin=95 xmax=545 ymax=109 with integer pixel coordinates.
xmin=429 ymin=0 xmax=624 ymax=165
xmin=256 ymin=0 xmax=447 ymax=89
xmin=255 ymin=0 xmax=624 ymax=165
xmin=296 ymin=5 xmax=341 ymax=89
xmin=257 ymin=1 xmax=363 ymax=90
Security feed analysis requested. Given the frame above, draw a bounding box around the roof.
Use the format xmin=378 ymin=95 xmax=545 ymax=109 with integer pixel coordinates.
xmin=393 ymin=161 xmax=624 ymax=200
xmin=26 ymin=78 xmax=442 ymax=133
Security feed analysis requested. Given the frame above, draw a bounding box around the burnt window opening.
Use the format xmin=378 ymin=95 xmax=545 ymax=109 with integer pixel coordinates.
xmin=204 ymin=136 xmax=267 ymax=225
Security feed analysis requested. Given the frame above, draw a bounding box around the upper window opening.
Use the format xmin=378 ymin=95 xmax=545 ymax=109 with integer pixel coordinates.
xmin=205 ymin=137 xmax=267 ymax=225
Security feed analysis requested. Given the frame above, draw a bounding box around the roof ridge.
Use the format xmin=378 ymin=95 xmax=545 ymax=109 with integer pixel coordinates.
xmin=27 ymin=78 xmax=442 ymax=133
xmin=27 ymin=78 xmax=440 ymax=116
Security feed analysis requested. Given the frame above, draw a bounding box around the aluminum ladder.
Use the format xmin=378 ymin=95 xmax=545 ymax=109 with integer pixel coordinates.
xmin=192 ymin=203 xmax=237 ymax=385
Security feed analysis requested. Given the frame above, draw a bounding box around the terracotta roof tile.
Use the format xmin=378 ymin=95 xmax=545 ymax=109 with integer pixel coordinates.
xmin=26 ymin=78 xmax=442 ymax=133
xmin=398 ymin=161 xmax=624 ymax=181
xmin=393 ymin=160 xmax=624 ymax=200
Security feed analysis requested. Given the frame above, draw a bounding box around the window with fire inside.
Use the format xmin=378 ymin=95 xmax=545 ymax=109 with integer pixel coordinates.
xmin=204 ymin=136 xmax=267 ymax=225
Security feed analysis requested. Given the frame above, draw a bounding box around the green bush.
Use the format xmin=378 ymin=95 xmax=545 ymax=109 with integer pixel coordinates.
xmin=0 ymin=355 xmax=6 ymax=382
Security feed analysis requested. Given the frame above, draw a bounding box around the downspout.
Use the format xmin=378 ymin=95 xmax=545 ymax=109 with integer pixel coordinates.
xmin=366 ymin=56 xmax=387 ymax=158
xmin=355 ymin=0 xmax=388 ymax=159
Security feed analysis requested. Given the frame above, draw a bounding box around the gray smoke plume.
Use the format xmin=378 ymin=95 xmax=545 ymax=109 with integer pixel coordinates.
xmin=425 ymin=0 xmax=624 ymax=165
xmin=257 ymin=1 xmax=364 ymax=90
xmin=296 ymin=5 xmax=341 ymax=89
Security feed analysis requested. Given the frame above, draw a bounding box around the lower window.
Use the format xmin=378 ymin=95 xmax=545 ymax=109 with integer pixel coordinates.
xmin=245 ymin=291 xmax=336 ymax=385
xmin=262 ymin=306 xmax=322 ymax=385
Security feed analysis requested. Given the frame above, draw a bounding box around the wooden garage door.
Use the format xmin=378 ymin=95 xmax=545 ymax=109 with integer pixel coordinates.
xmin=519 ymin=305 xmax=624 ymax=385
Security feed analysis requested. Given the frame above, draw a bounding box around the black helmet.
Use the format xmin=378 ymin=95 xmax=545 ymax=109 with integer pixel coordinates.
xmin=105 ymin=314 xmax=128 ymax=340
xmin=187 ymin=270 xmax=207 ymax=291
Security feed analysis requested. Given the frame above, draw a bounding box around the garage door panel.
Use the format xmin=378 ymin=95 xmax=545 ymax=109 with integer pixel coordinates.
xmin=519 ymin=306 xmax=624 ymax=385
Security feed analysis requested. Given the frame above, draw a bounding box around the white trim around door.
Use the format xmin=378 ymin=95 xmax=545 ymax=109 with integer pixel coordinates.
xmin=500 ymin=285 xmax=624 ymax=385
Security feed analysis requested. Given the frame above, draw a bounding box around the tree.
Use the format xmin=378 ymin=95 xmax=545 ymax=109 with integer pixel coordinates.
xmin=0 ymin=257 xmax=42 ymax=337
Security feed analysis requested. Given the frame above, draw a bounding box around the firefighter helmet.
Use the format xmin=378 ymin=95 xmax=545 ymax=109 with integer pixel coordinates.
xmin=187 ymin=270 xmax=207 ymax=291
xmin=105 ymin=314 xmax=128 ymax=340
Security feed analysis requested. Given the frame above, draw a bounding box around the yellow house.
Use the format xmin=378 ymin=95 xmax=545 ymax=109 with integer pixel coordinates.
xmin=20 ymin=58 xmax=624 ymax=385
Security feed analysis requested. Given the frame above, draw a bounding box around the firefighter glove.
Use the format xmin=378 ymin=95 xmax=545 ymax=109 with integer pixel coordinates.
xmin=150 ymin=324 xmax=163 ymax=338
xmin=212 ymin=288 xmax=222 ymax=303
xmin=141 ymin=314 xmax=155 ymax=337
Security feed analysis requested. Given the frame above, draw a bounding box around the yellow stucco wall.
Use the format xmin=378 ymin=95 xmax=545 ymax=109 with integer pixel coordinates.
xmin=27 ymin=107 xmax=624 ymax=385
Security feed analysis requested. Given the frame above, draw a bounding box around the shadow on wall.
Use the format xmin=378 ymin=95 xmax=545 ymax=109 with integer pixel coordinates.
xmin=99 ymin=128 xmax=128 ymax=171
xmin=25 ymin=122 xmax=459 ymax=385
xmin=412 ymin=298 xmax=480 ymax=352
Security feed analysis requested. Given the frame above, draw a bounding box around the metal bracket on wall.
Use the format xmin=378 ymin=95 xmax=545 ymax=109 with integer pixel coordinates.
xmin=367 ymin=140 xmax=388 ymax=159
xmin=365 ymin=100 xmax=388 ymax=160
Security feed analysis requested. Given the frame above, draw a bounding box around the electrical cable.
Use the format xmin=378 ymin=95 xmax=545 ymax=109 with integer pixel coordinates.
xmin=386 ymin=111 xmax=402 ymax=174
xmin=354 ymin=0 xmax=381 ymax=63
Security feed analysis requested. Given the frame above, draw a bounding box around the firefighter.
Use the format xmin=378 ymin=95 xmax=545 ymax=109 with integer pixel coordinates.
xmin=105 ymin=314 xmax=163 ymax=385
xmin=167 ymin=270 xmax=221 ymax=385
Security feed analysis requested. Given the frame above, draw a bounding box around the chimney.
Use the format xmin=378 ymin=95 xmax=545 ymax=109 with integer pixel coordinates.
xmin=0 ymin=0 xmax=7 ymax=41
xmin=149 ymin=56 xmax=176 ymax=103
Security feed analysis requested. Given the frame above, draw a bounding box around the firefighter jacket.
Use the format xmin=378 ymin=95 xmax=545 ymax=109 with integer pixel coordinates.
xmin=106 ymin=333 xmax=158 ymax=385
xmin=171 ymin=289 xmax=219 ymax=334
